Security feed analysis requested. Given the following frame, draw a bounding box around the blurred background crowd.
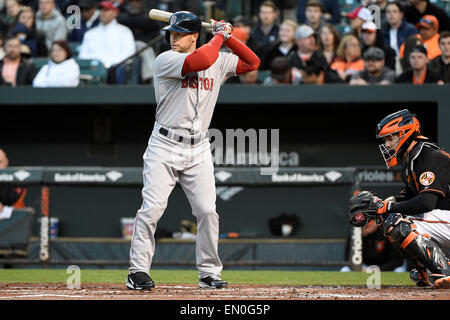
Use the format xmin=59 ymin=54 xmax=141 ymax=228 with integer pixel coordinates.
xmin=0 ymin=0 xmax=449 ymax=86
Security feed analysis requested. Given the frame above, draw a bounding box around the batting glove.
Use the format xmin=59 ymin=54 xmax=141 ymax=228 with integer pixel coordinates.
xmin=210 ymin=19 xmax=233 ymax=40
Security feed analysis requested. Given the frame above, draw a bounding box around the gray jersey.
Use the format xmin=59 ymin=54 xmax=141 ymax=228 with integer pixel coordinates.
xmin=153 ymin=49 xmax=239 ymax=134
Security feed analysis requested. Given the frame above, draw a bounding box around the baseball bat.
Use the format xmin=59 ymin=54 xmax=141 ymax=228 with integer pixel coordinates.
xmin=148 ymin=9 xmax=211 ymax=30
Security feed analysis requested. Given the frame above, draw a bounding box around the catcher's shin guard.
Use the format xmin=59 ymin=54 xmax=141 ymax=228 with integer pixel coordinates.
xmin=383 ymin=213 xmax=450 ymax=285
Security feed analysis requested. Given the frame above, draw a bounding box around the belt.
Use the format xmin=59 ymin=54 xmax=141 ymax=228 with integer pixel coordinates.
xmin=158 ymin=127 xmax=208 ymax=145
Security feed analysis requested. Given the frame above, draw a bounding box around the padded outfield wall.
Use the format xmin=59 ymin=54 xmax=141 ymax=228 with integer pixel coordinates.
xmin=0 ymin=84 xmax=448 ymax=239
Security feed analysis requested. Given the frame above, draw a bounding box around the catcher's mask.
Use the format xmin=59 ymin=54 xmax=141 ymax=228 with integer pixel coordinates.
xmin=376 ymin=109 xmax=427 ymax=168
xmin=163 ymin=11 xmax=202 ymax=47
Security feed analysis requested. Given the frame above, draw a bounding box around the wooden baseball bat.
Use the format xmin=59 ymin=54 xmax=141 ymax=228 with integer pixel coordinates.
xmin=148 ymin=9 xmax=211 ymax=29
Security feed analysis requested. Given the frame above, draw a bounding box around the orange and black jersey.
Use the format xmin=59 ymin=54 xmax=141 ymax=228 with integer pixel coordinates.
xmin=390 ymin=141 xmax=450 ymax=215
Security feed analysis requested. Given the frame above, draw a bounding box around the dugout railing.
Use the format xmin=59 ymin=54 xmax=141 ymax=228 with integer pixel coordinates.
xmin=0 ymin=166 xmax=362 ymax=269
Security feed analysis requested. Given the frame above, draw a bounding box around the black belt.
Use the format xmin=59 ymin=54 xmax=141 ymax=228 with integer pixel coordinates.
xmin=159 ymin=127 xmax=205 ymax=145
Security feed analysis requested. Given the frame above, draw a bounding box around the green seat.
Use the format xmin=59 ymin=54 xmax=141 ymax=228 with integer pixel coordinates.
xmin=257 ymin=70 xmax=271 ymax=82
xmin=69 ymin=42 xmax=81 ymax=55
xmin=75 ymin=58 xmax=107 ymax=85
xmin=336 ymin=24 xmax=352 ymax=35
xmin=339 ymin=0 xmax=359 ymax=12
xmin=31 ymin=57 xmax=50 ymax=70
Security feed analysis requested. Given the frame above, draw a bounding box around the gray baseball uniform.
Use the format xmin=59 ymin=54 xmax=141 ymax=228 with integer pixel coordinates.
xmin=129 ymin=49 xmax=238 ymax=278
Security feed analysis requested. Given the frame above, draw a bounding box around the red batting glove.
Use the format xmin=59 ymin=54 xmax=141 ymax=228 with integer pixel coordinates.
xmin=210 ymin=19 xmax=233 ymax=40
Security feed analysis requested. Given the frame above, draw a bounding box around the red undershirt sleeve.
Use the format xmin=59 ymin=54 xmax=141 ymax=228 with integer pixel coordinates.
xmin=223 ymin=36 xmax=261 ymax=75
xmin=182 ymin=34 xmax=225 ymax=75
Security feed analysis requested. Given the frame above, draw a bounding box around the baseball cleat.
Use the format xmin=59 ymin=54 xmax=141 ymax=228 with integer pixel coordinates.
xmin=409 ymin=269 xmax=430 ymax=287
xmin=433 ymin=276 xmax=450 ymax=289
xmin=126 ymin=272 xmax=155 ymax=290
xmin=199 ymin=275 xmax=228 ymax=289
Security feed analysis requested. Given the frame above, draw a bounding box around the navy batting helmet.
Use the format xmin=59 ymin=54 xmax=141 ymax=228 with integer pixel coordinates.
xmin=163 ymin=11 xmax=202 ymax=42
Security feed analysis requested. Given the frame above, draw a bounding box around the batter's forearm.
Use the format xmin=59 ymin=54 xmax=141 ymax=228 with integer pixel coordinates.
xmin=182 ymin=34 xmax=224 ymax=74
xmin=224 ymin=36 xmax=260 ymax=74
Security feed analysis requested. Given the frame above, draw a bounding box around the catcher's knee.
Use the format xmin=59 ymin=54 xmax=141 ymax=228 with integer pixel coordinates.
xmin=382 ymin=213 xmax=414 ymax=247
xmin=383 ymin=213 xmax=450 ymax=277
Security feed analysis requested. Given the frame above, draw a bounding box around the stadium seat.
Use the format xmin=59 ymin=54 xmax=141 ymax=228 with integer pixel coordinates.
xmin=31 ymin=57 xmax=49 ymax=71
xmin=69 ymin=42 xmax=81 ymax=56
xmin=339 ymin=0 xmax=359 ymax=13
xmin=258 ymin=70 xmax=271 ymax=82
xmin=75 ymin=59 xmax=107 ymax=85
xmin=336 ymin=24 xmax=352 ymax=35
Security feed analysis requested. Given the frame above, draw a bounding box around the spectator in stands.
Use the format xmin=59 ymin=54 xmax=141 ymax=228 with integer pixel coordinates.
xmin=382 ymin=1 xmax=418 ymax=56
xmin=299 ymin=53 xmax=342 ymax=84
xmin=318 ymin=23 xmax=340 ymax=65
xmin=10 ymin=22 xmax=36 ymax=57
xmin=350 ymin=47 xmax=396 ymax=85
xmin=225 ymin=69 xmax=261 ymax=85
xmin=0 ymin=148 xmax=27 ymax=210
xmin=288 ymin=24 xmax=328 ymax=72
xmin=0 ymin=35 xmax=38 ymax=85
xmin=251 ymin=1 xmax=279 ymax=49
xmin=296 ymin=0 xmax=341 ymax=24
xmin=261 ymin=19 xmax=298 ymax=70
xmin=264 ymin=56 xmax=302 ymax=85
xmin=360 ymin=21 xmax=396 ymax=70
xmin=117 ymin=0 xmax=160 ymax=43
xmin=67 ymin=0 xmax=100 ymax=43
xmin=16 ymin=6 xmax=47 ymax=57
xmin=32 ymin=39 xmax=79 ymax=86
xmin=0 ymin=0 xmax=22 ymax=35
xmin=396 ymin=44 xmax=442 ymax=84
xmin=399 ymin=15 xmax=442 ymax=61
xmin=78 ymin=1 xmax=135 ymax=84
xmin=346 ymin=6 xmax=372 ymax=37
xmin=400 ymin=34 xmax=424 ymax=72
xmin=404 ymin=0 xmax=450 ymax=32
xmin=415 ymin=15 xmax=441 ymax=59
xmin=429 ymin=31 xmax=450 ymax=83
xmin=233 ymin=15 xmax=264 ymax=60
xmin=331 ymin=34 xmax=365 ymax=82
xmin=304 ymin=0 xmax=325 ymax=34
xmin=35 ymin=0 xmax=67 ymax=50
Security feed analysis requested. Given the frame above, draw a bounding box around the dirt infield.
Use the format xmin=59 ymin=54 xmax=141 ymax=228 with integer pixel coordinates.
xmin=0 ymin=283 xmax=449 ymax=300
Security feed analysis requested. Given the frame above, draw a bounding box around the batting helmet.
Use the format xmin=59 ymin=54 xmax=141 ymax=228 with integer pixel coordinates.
xmin=163 ymin=11 xmax=202 ymax=43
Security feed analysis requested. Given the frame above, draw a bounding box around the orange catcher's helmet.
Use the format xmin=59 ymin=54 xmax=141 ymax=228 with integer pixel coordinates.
xmin=376 ymin=109 xmax=426 ymax=168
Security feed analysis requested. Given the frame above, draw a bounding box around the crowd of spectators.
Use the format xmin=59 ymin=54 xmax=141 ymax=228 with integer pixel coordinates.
xmin=0 ymin=0 xmax=449 ymax=86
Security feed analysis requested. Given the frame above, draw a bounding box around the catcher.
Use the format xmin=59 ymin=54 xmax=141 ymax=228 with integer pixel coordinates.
xmin=349 ymin=109 xmax=450 ymax=289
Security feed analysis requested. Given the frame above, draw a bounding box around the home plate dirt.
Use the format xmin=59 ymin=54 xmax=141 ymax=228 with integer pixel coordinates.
xmin=0 ymin=283 xmax=449 ymax=300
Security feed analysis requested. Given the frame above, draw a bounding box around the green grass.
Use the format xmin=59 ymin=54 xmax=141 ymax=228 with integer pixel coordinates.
xmin=0 ymin=269 xmax=413 ymax=286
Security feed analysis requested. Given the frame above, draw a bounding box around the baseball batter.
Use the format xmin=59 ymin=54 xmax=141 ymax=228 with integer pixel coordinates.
xmin=349 ymin=109 xmax=450 ymax=289
xmin=126 ymin=11 xmax=260 ymax=290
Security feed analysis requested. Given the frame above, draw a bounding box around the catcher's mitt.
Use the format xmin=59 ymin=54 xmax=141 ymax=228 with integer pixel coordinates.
xmin=348 ymin=191 xmax=386 ymax=227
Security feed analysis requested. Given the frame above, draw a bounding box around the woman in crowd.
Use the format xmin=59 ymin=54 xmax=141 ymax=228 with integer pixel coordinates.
xmin=14 ymin=6 xmax=47 ymax=57
xmin=33 ymin=40 xmax=80 ymax=87
xmin=331 ymin=34 xmax=365 ymax=82
xmin=261 ymin=19 xmax=298 ymax=70
xmin=318 ymin=23 xmax=340 ymax=66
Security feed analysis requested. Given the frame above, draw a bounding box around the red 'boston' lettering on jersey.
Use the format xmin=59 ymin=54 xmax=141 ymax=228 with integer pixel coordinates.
xmin=182 ymin=75 xmax=214 ymax=91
